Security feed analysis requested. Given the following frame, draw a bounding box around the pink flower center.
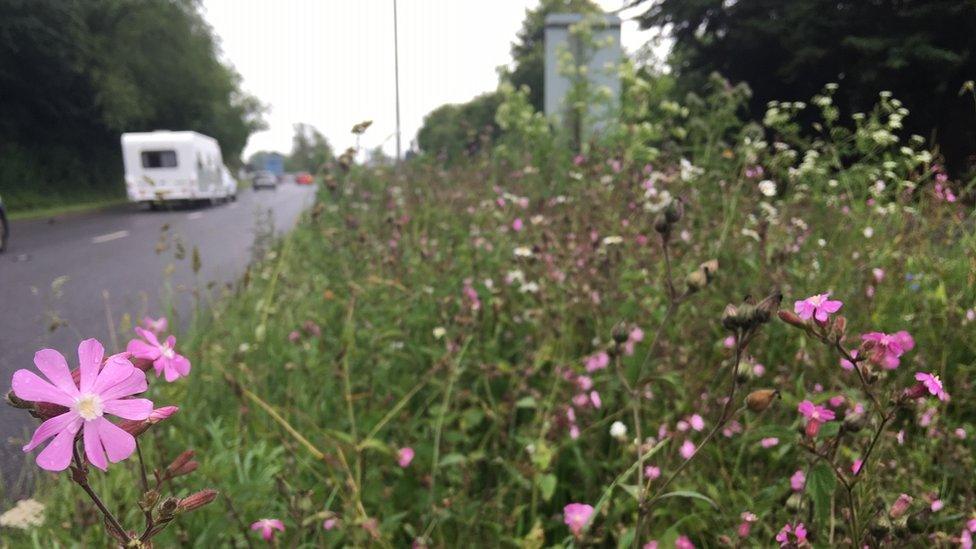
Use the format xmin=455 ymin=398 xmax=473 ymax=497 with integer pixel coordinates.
xmin=74 ymin=393 xmax=104 ymax=421
xmin=160 ymin=344 xmax=175 ymax=359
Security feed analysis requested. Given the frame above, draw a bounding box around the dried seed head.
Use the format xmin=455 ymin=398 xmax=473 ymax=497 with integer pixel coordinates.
xmin=685 ymin=269 xmax=708 ymax=293
xmin=654 ymin=215 xmax=670 ymax=235
xmin=611 ymin=322 xmax=630 ymax=344
xmin=745 ymin=389 xmax=779 ymax=412
xmin=722 ymin=304 xmax=740 ymax=331
xmin=699 ymin=259 xmax=719 ymax=281
xmin=664 ymin=200 xmax=683 ymax=224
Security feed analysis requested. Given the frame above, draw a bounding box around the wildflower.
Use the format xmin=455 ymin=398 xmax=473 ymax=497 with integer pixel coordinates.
xmin=840 ymin=349 xmax=858 ymax=371
xmin=589 ymin=390 xmax=602 ymax=408
xmin=738 ymin=512 xmax=758 ymax=538
xmin=798 ymin=400 xmax=836 ymax=437
xmin=680 ymin=440 xmax=696 ymax=459
xmin=251 ymin=518 xmax=285 ymax=542
xmin=513 ymin=246 xmax=533 ymax=257
xmin=675 ymin=535 xmax=695 ymax=549
xmin=644 ymin=465 xmax=661 ymax=480
xmin=931 ymin=498 xmax=944 ymax=512
xmin=512 ymin=218 xmax=524 ymax=232
xmin=905 ymin=372 xmax=949 ymax=401
xmin=610 ymin=421 xmax=628 ymax=441
xmin=323 ymin=518 xmax=338 ymax=530
xmin=397 ymin=447 xmax=415 ymax=468
xmin=0 ymin=499 xmax=45 ymax=529
xmin=563 ymin=503 xmax=594 ymax=537
xmin=432 ymin=327 xmax=446 ymax=339
xmin=584 ymin=352 xmax=609 ymax=372
xmin=689 ymin=414 xmax=705 ymax=431
xmin=889 ymin=494 xmax=913 ymax=519
xmin=851 ymin=459 xmax=863 ymax=475
xmin=758 ymin=180 xmax=777 ymax=197
xmin=760 ymin=437 xmax=779 ymax=448
xmin=643 ymin=542 xmax=659 ymax=549
xmin=127 ymin=328 xmax=191 ymax=382
xmin=13 ymin=340 xmax=153 ymax=471
xmin=861 ymin=331 xmax=915 ymax=369
xmin=793 ymin=293 xmax=843 ymax=323
xmin=142 ymin=316 xmax=168 ymax=335
xmin=790 ymin=470 xmax=805 ymax=492
xmin=775 ymin=522 xmax=808 ymax=547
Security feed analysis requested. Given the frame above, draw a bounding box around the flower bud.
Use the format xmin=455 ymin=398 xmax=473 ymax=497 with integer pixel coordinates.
xmin=829 ymin=315 xmax=847 ymax=341
xmin=120 ymin=406 xmax=180 ymax=437
xmin=5 ymin=390 xmax=32 ymax=410
xmin=654 ymin=215 xmax=670 ymax=235
xmin=889 ymin=494 xmax=913 ymax=519
xmin=745 ymin=389 xmax=779 ymax=412
xmin=165 ymin=450 xmax=198 ymax=479
xmin=722 ymin=305 xmax=740 ymax=331
xmin=778 ymin=310 xmax=806 ymax=329
xmin=178 ymin=489 xmax=218 ymax=512
xmin=611 ymin=322 xmax=630 ymax=344
xmin=685 ymin=269 xmax=708 ymax=293
xmin=664 ymin=200 xmax=683 ymax=224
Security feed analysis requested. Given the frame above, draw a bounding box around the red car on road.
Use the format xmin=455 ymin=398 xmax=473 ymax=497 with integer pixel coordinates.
xmin=296 ymin=172 xmax=314 ymax=185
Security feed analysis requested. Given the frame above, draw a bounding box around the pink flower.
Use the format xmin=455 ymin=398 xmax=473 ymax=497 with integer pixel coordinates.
xmin=397 ymin=447 xmax=415 ymax=468
xmin=585 ymin=352 xmax=610 ymax=372
xmin=251 ymin=518 xmax=285 ymax=541
xmin=576 ymin=375 xmax=594 ymax=391
xmin=126 ymin=327 xmax=191 ymax=382
xmin=851 ymin=459 xmax=863 ymax=475
xmin=790 ymin=470 xmax=805 ymax=491
xmin=930 ymin=497 xmax=944 ymax=512
xmin=889 ymin=494 xmax=913 ymax=519
xmin=644 ymin=465 xmax=661 ymax=480
xmin=860 ymin=331 xmax=915 ymax=369
xmin=13 ymin=339 xmax=153 ymax=471
xmin=840 ymin=349 xmax=858 ymax=371
xmin=680 ymin=440 xmax=696 ymax=459
xmin=323 ymin=518 xmax=338 ymax=530
xmin=141 ymin=316 xmax=168 ymax=335
xmin=689 ymin=414 xmax=705 ymax=432
xmin=589 ymin=391 xmax=602 ymax=409
xmin=798 ymin=400 xmax=836 ymax=437
xmin=738 ymin=512 xmax=758 ymax=538
xmin=675 ymin=535 xmax=695 ymax=549
xmin=907 ymin=372 xmax=949 ymax=401
xmin=643 ymin=542 xmax=659 ymax=549
xmin=573 ymin=154 xmax=585 ymax=166
xmin=629 ymin=327 xmax=645 ymax=343
xmin=288 ymin=330 xmax=302 ymax=343
xmin=563 ymin=503 xmax=594 ymax=537
xmin=512 ymin=218 xmax=524 ymax=232
xmin=794 ymin=293 xmax=843 ymax=323
xmin=760 ymin=437 xmax=779 ymax=448
xmin=775 ymin=522 xmax=808 ymax=547
xmin=872 ymin=268 xmax=885 ymax=283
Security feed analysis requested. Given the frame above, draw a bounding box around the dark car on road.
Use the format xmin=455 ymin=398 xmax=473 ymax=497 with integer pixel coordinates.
xmin=0 ymin=194 xmax=7 ymax=253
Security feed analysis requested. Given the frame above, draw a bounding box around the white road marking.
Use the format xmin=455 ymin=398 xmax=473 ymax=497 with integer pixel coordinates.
xmin=91 ymin=230 xmax=129 ymax=244
xmin=187 ymin=212 xmax=204 ymax=220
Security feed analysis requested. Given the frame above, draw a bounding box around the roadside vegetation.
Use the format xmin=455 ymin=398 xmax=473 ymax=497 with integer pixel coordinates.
xmin=5 ymin=63 xmax=976 ymax=546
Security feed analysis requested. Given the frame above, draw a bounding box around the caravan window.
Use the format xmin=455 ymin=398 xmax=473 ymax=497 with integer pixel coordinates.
xmin=141 ymin=150 xmax=178 ymax=168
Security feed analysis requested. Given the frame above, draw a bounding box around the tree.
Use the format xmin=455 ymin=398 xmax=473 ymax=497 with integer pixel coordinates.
xmin=504 ymin=0 xmax=601 ymax=112
xmin=638 ymin=0 xmax=976 ymax=172
xmin=0 ymin=0 xmax=266 ymax=209
xmin=416 ymin=92 xmax=502 ymax=161
xmin=285 ymin=124 xmax=333 ymax=173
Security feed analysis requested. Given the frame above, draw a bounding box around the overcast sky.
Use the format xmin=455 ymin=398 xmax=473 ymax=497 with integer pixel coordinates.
xmin=200 ymin=0 xmax=667 ymax=161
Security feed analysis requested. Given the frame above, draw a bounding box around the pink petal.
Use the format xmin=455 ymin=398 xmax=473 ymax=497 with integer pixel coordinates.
xmin=269 ymin=519 xmax=285 ymax=531
xmin=12 ymin=369 xmax=75 ymax=407
xmin=92 ymin=357 xmax=139 ymax=396
xmin=103 ymin=398 xmax=153 ymax=420
xmin=23 ymin=411 xmax=80 ymax=452
xmin=33 ymin=349 xmax=78 ymax=397
xmin=165 ymin=335 xmax=177 ymax=349
xmin=77 ymin=338 xmax=104 ymax=393
xmin=126 ymin=338 xmax=161 ymax=360
xmin=84 ymin=419 xmax=108 ymax=471
xmin=35 ymin=416 xmax=83 ymax=471
xmin=794 ymin=300 xmax=814 ymax=319
xmin=814 ymin=308 xmax=829 ymax=322
xmin=821 ymin=300 xmax=843 ymax=313
xmin=135 ymin=327 xmax=161 ymax=347
xmin=99 ymin=369 xmax=148 ymax=401
xmin=96 ymin=417 xmax=137 ymax=463
xmin=173 ymin=355 xmax=191 ymax=376
xmin=162 ymin=359 xmax=180 ymax=382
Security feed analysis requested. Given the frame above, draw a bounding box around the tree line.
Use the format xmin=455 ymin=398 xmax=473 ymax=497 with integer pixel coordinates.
xmin=0 ymin=0 xmax=265 ymax=210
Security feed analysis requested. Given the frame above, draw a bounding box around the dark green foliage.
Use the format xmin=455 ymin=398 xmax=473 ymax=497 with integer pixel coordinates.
xmin=0 ymin=0 xmax=266 ymax=211
xmin=416 ymin=92 xmax=502 ymax=162
xmin=283 ymin=124 xmax=333 ymax=173
xmin=638 ymin=0 xmax=976 ymax=172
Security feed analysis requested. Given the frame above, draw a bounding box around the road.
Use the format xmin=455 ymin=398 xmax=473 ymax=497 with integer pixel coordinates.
xmin=0 ymin=183 xmax=316 ymax=495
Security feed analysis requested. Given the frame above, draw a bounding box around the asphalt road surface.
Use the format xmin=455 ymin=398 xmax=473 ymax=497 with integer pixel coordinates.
xmin=0 ymin=183 xmax=316 ymax=495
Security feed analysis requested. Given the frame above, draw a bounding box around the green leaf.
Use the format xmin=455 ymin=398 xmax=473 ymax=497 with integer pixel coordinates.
xmin=515 ymin=396 xmax=538 ymax=409
xmin=656 ymin=490 xmax=719 ymax=510
xmin=536 ymin=473 xmax=557 ymax=501
xmin=807 ymin=463 xmax=836 ymax=530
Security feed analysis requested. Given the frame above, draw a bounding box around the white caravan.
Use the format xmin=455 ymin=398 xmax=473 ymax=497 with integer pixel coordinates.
xmin=121 ymin=131 xmax=234 ymax=206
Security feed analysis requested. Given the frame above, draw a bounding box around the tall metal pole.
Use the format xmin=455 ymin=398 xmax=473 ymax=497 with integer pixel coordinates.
xmin=393 ymin=0 xmax=402 ymax=163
